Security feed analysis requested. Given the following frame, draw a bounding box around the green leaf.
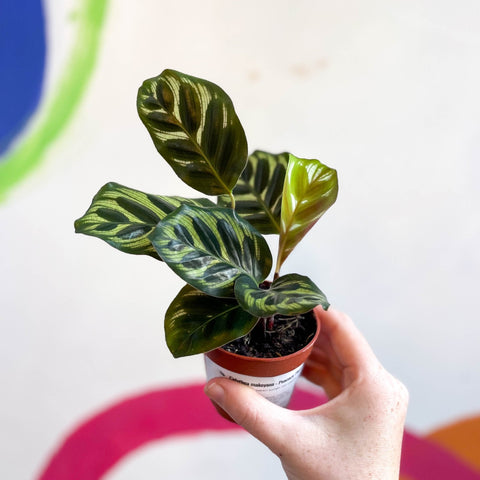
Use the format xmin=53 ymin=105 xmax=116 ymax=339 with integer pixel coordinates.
xmin=218 ymin=150 xmax=289 ymax=234
xmin=150 ymin=205 xmax=272 ymax=298
xmin=74 ymin=182 xmax=214 ymax=259
xmin=276 ymin=154 xmax=338 ymax=273
xmin=137 ymin=69 xmax=248 ymax=196
xmin=165 ymin=284 xmax=258 ymax=357
xmin=234 ymin=273 xmax=329 ymax=317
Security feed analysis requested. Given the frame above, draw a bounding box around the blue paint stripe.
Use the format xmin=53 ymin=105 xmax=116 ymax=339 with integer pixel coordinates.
xmin=0 ymin=0 xmax=46 ymax=156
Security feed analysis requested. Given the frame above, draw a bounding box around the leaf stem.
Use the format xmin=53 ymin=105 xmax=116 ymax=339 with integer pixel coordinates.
xmin=274 ymin=235 xmax=286 ymax=279
xmin=229 ymin=191 xmax=236 ymax=210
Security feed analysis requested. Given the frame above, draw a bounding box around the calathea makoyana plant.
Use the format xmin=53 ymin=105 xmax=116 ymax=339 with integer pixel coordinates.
xmin=75 ymin=69 xmax=338 ymax=358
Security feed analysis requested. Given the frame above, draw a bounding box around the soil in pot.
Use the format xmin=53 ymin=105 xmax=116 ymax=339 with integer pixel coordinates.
xmin=205 ymin=310 xmax=319 ymax=420
xmin=222 ymin=310 xmax=318 ymax=358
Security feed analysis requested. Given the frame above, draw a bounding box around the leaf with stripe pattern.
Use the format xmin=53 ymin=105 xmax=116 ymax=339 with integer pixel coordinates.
xmin=234 ymin=273 xmax=329 ymax=317
xmin=137 ymin=69 xmax=248 ymax=196
xmin=276 ymin=154 xmax=338 ymax=274
xmin=74 ymin=182 xmax=214 ymax=259
xmin=150 ymin=205 xmax=272 ymax=298
xmin=165 ymin=284 xmax=258 ymax=357
xmin=218 ymin=150 xmax=289 ymax=234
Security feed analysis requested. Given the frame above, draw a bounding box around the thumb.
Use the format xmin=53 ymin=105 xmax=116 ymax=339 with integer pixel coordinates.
xmin=204 ymin=377 xmax=292 ymax=453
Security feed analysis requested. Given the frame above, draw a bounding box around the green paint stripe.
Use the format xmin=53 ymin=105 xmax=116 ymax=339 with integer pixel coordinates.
xmin=0 ymin=0 xmax=110 ymax=202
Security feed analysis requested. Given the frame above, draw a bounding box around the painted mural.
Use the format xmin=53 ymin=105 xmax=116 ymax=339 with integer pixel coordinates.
xmin=0 ymin=0 xmax=108 ymax=201
xmin=1 ymin=1 xmax=479 ymax=479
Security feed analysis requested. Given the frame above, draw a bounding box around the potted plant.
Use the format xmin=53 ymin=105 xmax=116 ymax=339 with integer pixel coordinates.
xmin=74 ymin=69 xmax=338 ymax=413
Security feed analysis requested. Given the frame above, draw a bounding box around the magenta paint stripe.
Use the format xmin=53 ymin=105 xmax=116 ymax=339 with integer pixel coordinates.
xmin=36 ymin=384 xmax=239 ymax=480
xmin=35 ymin=383 xmax=479 ymax=480
xmin=401 ymin=430 xmax=480 ymax=479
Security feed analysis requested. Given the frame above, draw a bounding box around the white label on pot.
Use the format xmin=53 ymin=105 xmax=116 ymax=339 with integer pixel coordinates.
xmin=204 ymin=356 xmax=303 ymax=408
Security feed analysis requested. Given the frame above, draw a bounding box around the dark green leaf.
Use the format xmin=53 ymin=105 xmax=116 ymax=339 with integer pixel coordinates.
xmin=276 ymin=154 xmax=338 ymax=273
xmin=74 ymin=182 xmax=214 ymax=258
xmin=234 ymin=273 xmax=329 ymax=317
xmin=137 ymin=69 xmax=248 ymax=196
xmin=150 ymin=205 xmax=272 ymax=297
xmin=218 ymin=150 xmax=289 ymax=233
xmin=165 ymin=284 xmax=258 ymax=357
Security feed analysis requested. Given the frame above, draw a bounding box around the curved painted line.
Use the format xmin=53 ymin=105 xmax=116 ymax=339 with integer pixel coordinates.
xmin=427 ymin=415 xmax=480 ymax=472
xmin=35 ymin=382 xmax=480 ymax=480
xmin=401 ymin=431 xmax=480 ymax=479
xmin=35 ymin=384 xmax=325 ymax=479
xmin=0 ymin=0 xmax=46 ymax=155
xmin=36 ymin=384 xmax=242 ymax=480
xmin=0 ymin=0 xmax=109 ymax=202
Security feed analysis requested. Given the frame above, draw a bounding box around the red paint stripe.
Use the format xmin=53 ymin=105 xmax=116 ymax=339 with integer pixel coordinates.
xmin=36 ymin=383 xmax=480 ymax=480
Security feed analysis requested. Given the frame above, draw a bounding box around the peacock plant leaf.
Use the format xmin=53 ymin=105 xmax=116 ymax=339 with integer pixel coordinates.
xmin=165 ymin=284 xmax=258 ymax=357
xmin=74 ymin=182 xmax=215 ymax=259
xmin=218 ymin=150 xmax=289 ymax=234
xmin=149 ymin=205 xmax=272 ymax=298
xmin=137 ymin=69 xmax=248 ymax=197
xmin=276 ymin=154 xmax=338 ymax=274
xmin=234 ymin=273 xmax=329 ymax=318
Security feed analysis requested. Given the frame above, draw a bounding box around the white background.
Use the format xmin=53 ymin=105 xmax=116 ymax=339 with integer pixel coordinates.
xmin=1 ymin=0 xmax=479 ymax=478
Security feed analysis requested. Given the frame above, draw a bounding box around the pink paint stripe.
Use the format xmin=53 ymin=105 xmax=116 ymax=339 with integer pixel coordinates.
xmin=37 ymin=384 xmax=240 ymax=480
xmin=36 ymin=383 xmax=480 ymax=480
xmin=401 ymin=430 xmax=480 ymax=479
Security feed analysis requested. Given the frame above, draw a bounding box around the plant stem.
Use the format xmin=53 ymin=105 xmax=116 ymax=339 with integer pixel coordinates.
xmin=229 ymin=191 xmax=236 ymax=210
xmin=274 ymin=235 xmax=286 ymax=279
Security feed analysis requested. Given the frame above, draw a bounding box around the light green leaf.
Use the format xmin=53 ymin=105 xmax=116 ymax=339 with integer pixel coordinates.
xmin=74 ymin=182 xmax=214 ymax=259
xmin=137 ymin=69 xmax=248 ymax=196
xmin=234 ymin=273 xmax=329 ymax=317
xmin=276 ymin=154 xmax=338 ymax=273
xmin=218 ymin=150 xmax=289 ymax=233
xmin=150 ymin=205 xmax=272 ymax=298
xmin=165 ymin=284 xmax=258 ymax=357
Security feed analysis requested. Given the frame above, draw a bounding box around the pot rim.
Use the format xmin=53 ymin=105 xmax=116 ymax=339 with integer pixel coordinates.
xmin=205 ymin=309 xmax=321 ymax=376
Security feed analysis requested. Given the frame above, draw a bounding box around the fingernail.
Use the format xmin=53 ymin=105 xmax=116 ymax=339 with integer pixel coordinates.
xmin=204 ymin=382 xmax=225 ymax=404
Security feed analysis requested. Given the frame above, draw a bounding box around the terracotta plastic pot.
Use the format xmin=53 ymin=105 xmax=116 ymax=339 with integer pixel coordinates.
xmin=204 ymin=309 xmax=320 ymax=420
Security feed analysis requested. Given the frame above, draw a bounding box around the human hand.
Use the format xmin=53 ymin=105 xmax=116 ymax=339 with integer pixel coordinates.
xmin=204 ymin=307 xmax=409 ymax=480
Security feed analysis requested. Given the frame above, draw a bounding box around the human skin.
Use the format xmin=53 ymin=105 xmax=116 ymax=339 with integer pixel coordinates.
xmin=204 ymin=307 xmax=409 ymax=480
